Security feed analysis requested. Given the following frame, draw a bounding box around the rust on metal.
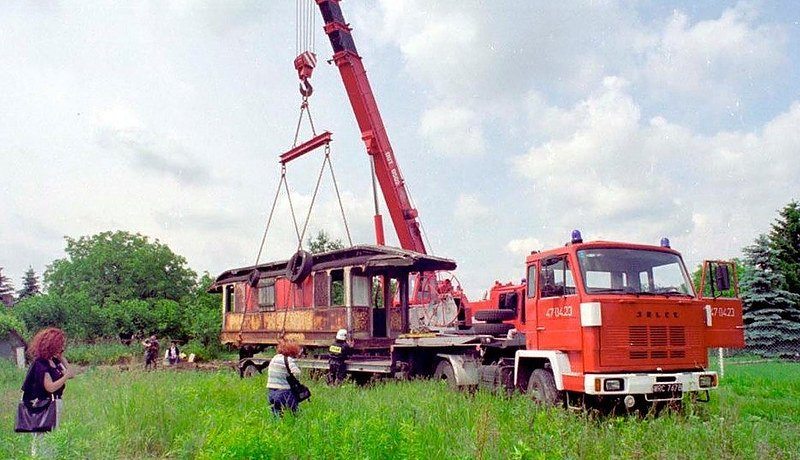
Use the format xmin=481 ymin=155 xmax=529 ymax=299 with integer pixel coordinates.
xmin=213 ymin=245 xmax=457 ymax=349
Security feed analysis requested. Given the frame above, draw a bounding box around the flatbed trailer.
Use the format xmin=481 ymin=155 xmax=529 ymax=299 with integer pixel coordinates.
xmin=237 ymin=332 xmax=488 ymax=379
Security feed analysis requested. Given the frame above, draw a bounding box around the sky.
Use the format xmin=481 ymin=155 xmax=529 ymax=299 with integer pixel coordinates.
xmin=1 ymin=1 xmax=799 ymax=299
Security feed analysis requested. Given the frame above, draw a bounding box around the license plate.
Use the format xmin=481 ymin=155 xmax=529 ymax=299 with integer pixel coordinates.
xmin=652 ymin=383 xmax=682 ymax=393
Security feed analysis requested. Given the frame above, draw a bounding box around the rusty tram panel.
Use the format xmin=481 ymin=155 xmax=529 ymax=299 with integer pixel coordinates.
xmin=211 ymin=245 xmax=457 ymax=350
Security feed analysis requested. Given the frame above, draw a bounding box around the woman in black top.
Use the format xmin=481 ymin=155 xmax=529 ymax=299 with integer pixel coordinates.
xmin=22 ymin=327 xmax=75 ymax=453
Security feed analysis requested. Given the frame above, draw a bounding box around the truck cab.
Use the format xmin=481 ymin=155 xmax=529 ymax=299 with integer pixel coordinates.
xmin=507 ymin=233 xmax=744 ymax=408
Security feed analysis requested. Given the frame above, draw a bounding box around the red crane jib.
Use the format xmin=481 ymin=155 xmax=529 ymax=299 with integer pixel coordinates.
xmin=316 ymin=0 xmax=426 ymax=255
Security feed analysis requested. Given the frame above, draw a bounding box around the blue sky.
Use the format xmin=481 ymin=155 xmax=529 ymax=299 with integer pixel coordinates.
xmin=1 ymin=1 xmax=799 ymax=299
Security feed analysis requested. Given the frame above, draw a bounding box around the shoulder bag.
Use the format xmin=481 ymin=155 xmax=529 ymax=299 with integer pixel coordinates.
xmin=15 ymin=395 xmax=56 ymax=433
xmin=283 ymin=355 xmax=311 ymax=402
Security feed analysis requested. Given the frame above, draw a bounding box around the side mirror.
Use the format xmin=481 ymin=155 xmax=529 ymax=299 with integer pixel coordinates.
xmin=715 ymin=265 xmax=731 ymax=291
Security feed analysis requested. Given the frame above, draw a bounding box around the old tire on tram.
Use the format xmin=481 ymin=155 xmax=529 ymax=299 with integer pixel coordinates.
xmin=286 ymin=249 xmax=313 ymax=284
xmin=472 ymin=322 xmax=513 ymax=337
xmin=527 ymin=369 xmax=563 ymax=406
xmin=473 ymin=309 xmax=515 ymax=323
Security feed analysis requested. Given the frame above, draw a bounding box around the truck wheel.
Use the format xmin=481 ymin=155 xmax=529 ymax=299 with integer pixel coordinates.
xmin=242 ymin=363 xmax=260 ymax=378
xmin=473 ymin=309 xmax=515 ymax=322
xmin=528 ymin=369 xmax=563 ymax=406
xmin=472 ymin=322 xmax=513 ymax=336
xmin=433 ymin=360 xmax=457 ymax=391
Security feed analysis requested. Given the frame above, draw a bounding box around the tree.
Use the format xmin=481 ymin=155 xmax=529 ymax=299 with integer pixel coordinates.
xmin=44 ymin=231 xmax=197 ymax=306
xmin=770 ymin=200 xmax=800 ymax=297
xmin=740 ymin=235 xmax=800 ymax=357
xmin=181 ymin=273 xmax=223 ymax=349
xmin=0 ymin=267 xmax=14 ymax=307
xmin=17 ymin=266 xmax=41 ymax=301
xmin=307 ymin=230 xmax=345 ymax=254
xmin=13 ymin=291 xmax=113 ymax=341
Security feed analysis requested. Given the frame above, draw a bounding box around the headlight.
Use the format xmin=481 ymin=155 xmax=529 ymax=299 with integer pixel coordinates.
xmin=604 ymin=378 xmax=623 ymax=391
xmin=699 ymin=374 xmax=716 ymax=388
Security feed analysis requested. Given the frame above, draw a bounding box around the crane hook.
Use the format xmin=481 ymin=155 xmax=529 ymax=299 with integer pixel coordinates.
xmin=299 ymin=79 xmax=313 ymax=97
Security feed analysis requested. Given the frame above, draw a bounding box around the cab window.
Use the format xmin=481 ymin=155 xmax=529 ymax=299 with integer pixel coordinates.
xmin=539 ymin=256 xmax=576 ymax=297
xmin=527 ymin=265 xmax=537 ymax=298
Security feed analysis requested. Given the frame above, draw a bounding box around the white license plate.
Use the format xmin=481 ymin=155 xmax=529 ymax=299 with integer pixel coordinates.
xmin=652 ymin=383 xmax=682 ymax=393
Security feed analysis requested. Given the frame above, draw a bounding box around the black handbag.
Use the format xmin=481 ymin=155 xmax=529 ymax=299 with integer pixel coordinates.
xmin=15 ymin=396 xmax=56 ymax=433
xmin=283 ymin=355 xmax=311 ymax=402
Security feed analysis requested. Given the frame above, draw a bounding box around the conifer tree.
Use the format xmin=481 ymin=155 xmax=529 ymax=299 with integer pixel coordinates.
xmin=17 ymin=266 xmax=41 ymax=300
xmin=741 ymin=235 xmax=800 ymax=357
xmin=0 ymin=267 xmax=15 ymax=307
xmin=769 ymin=200 xmax=800 ymax=297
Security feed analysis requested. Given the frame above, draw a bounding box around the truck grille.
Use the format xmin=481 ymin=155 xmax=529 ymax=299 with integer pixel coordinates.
xmin=600 ymin=325 xmax=703 ymax=366
xmin=628 ymin=326 xmax=686 ymax=359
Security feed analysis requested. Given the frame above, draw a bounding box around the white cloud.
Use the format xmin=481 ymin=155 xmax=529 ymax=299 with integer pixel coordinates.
xmin=643 ymin=3 xmax=787 ymax=104
xmin=506 ymin=237 xmax=543 ymax=257
xmin=419 ymin=105 xmax=485 ymax=157
xmin=513 ymin=77 xmax=800 ymax=268
xmin=453 ymin=193 xmax=490 ymax=222
xmin=94 ymin=108 xmax=212 ymax=186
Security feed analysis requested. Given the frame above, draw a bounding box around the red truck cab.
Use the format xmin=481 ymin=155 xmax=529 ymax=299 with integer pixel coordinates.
xmin=471 ymin=233 xmax=743 ymax=407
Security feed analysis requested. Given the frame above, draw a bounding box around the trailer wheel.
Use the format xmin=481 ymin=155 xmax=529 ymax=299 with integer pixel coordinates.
xmin=528 ymin=369 xmax=563 ymax=406
xmin=472 ymin=322 xmax=513 ymax=336
xmin=242 ymin=363 xmax=260 ymax=378
xmin=433 ymin=360 xmax=457 ymax=391
xmin=473 ymin=309 xmax=515 ymax=322
xmin=286 ymin=249 xmax=313 ymax=284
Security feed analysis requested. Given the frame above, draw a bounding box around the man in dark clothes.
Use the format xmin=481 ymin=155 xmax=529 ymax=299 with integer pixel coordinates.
xmin=142 ymin=335 xmax=160 ymax=370
xmin=327 ymin=329 xmax=352 ymax=385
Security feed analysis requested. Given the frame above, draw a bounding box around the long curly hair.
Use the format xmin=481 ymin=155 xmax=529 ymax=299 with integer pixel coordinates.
xmin=277 ymin=340 xmax=301 ymax=358
xmin=28 ymin=327 xmax=66 ymax=360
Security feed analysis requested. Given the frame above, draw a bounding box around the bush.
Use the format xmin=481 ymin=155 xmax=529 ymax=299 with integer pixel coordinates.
xmin=182 ymin=339 xmax=229 ymax=362
xmin=0 ymin=312 xmax=26 ymax=340
xmin=12 ymin=292 xmax=112 ymax=341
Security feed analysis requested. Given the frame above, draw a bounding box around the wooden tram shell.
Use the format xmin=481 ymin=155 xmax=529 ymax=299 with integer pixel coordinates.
xmin=211 ymin=245 xmax=456 ymax=350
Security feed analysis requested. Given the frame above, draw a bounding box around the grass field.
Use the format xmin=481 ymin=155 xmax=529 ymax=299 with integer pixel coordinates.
xmin=1 ymin=360 xmax=798 ymax=459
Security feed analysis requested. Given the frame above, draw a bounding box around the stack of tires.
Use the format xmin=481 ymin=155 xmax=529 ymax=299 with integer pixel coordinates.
xmin=471 ymin=309 xmax=514 ymax=336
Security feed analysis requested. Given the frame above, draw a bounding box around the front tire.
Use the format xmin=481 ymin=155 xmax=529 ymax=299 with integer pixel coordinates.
xmin=527 ymin=369 xmax=563 ymax=406
xmin=433 ymin=360 xmax=457 ymax=391
xmin=242 ymin=363 xmax=259 ymax=378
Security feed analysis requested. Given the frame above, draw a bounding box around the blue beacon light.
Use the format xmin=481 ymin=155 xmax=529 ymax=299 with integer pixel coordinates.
xmin=660 ymin=237 xmax=670 ymax=248
xmin=571 ymin=229 xmax=583 ymax=244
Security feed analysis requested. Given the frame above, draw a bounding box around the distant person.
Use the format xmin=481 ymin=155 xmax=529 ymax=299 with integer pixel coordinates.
xmin=327 ymin=329 xmax=352 ymax=385
xmin=166 ymin=341 xmax=180 ymax=365
xmin=20 ymin=327 xmax=75 ymax=455
xmin=142 ymin=335 xmax=160 ymax=370
xmin=266 ymin=340 xmax=304 ymax=415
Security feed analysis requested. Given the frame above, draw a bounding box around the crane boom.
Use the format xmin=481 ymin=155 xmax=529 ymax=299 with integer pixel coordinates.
xmin=315 ymin=0 xmax=427 ymax=254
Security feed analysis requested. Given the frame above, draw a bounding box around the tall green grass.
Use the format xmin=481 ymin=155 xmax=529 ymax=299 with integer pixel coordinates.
xmin=1 ymin=360 xmax=798 ymax=459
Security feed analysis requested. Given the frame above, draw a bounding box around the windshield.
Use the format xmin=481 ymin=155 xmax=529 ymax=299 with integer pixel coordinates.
xmin=576 ymin=248 xmax=694 ymax=296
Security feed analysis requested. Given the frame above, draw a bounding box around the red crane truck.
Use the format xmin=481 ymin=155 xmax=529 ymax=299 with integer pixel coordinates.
xmin=212 ymin=0 xmax=744 ymax=410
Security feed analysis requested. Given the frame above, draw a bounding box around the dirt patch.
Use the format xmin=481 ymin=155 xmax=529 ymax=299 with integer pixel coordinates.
xmin=90 ymin=360 xmax=238 ymax=373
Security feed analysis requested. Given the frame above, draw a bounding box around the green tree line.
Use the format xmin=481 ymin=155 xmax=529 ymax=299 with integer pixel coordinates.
xmin=1 ymin=231 xmax=222 ymax=357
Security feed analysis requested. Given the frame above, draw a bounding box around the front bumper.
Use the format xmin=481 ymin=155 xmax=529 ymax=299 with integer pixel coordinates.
xmin=583 ymin=371 xmax=717 ymax=399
